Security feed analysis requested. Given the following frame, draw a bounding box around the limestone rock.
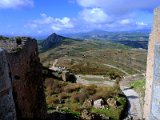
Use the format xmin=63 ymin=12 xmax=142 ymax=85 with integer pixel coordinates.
xmin=82 ymin=99 xmax=93 ymax=109
xmin=62 ymin=71 xmax=70 ymax=81
xmin=81 ymin=109 xmax=93 ymax=120
xmin=81 ymin=109 xmax=110 ymax=120
xmin=107 ymin=98 xmax=117 ymax=108
xmin=93 ymin=99 xmax=105 ymax=109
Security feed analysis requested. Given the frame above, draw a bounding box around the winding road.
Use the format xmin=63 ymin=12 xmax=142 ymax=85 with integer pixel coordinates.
xmin=103 ymin=64 xmax=129 ymax=75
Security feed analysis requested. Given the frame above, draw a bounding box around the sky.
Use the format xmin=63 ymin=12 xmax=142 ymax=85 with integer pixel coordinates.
xmin=0 ymin=0 xmax=159 ymax=36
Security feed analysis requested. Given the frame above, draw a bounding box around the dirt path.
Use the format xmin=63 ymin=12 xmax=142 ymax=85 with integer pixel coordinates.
xmin=103 ymin=64 xmax=129 ymax=75
xmin=120 ymin=86 xmax=143 ymax=119
xmin=76 ymin=75 xmax=115 ymax=87
xmin=119 ymin=74 xmax=145 ymax=119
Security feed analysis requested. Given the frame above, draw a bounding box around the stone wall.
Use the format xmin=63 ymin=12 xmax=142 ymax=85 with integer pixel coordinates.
xmin=0 ymin=37 xmax=47 ymax=119
xmin=0 ymin=49 xmax=16 ymax=120
xmin=150 ymin=44 xmax=160 ymax=119
xmin=6 ymin=38 xmax=47 ymax=119
xmin=143 ymin=8 xmax=160 ymax=119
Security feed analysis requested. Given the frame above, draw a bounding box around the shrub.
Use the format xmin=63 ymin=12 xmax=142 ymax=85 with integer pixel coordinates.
xmin=71 ymin=92 xmax=88 ymax=103
xmin=46 ymin=96 xmax=59 ymax=105
xmin=63 ymin=84 xmax=82 ymax=93
xmin=59 ymin=92 xmax=69 ymax=99
xmin=80 ymin=85 xmax=96 ymax=95
xmin=16 ymin=37 xmax=22 ymax=45
xmin=69 ymin=103 xmax=81 ymax=112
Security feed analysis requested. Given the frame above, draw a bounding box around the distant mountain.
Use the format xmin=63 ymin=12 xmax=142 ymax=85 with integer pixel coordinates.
xmin=64 ymin=29 xmax=150 ymax=41
xmin=40 ymin=33 xmax=83 ymax=52
xmin=41 ymin=33 xmax=66 ymax=50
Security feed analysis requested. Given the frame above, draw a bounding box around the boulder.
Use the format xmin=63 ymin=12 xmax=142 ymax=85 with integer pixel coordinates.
xmin=81 ymin=109 xmax=110 ymax=120
xmin=93 ymin=99 xmax=105 ymax=109
xmin=82 ymin=99 xmax=93 ymax=109
xmin=107 ymin=98 xmax=117 ymax=108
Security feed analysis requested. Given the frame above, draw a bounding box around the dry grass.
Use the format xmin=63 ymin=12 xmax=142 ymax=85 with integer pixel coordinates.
xmin=44 ymin=78 xmax=126 ymax=119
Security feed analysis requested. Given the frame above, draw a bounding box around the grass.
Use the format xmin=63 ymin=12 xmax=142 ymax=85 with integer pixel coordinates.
xmin=91 ymin=97 xmax=126 ymax=120
xmin=130 ymin=79 xmax=146 ymax=96
xmin=81 ymin=76 xmax=108 ymax=81
xmin=44 ymin=78 xmax=127 ymax=119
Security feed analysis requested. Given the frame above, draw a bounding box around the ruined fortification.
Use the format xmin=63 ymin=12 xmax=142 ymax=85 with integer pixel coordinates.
xmin=0 ymin=37 xmax=47 ymax=120
xmin=144 ymin=8 xmax=160 ymax=119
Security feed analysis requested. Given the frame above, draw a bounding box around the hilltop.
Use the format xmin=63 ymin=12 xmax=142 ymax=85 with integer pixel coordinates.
xmin=40 ymin=33 xmax=82 ymax=51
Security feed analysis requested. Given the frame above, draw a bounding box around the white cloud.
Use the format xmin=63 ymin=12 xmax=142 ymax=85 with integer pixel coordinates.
xmin=120 ymin=19 xmax=131 ymax=25
xmin=0 ymin=0 xmax=34 ymax=9
xmin=74 ymin=0 xmax=153 ymax=31
xmin=27 ymin=13 xmax=74 ymax=32
xmin=80 ymin=8 xmax=109 ymax=23
xmin=76 ymin=0 xmax=160 ymax=15
xmin=76 ymin=0 xmax=106 ymax=8
xmin=136 ymin=22 xmax=148 ymax=26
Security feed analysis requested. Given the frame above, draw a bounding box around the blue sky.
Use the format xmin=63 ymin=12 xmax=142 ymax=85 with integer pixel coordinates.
xmin=0 ymin=0 xmax=159 ymax=36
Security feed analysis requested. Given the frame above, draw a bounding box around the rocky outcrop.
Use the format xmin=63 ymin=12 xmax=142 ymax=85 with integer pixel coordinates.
xmin=0 ymin=37 xmax=47 ymax=119
xmin=0 ymin=49 xmax=16 ymax=120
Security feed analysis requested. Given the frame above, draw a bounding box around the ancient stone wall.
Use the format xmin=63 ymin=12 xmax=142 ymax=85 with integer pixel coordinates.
xmin=6 ymin=38 xmax=47 ymax=119
xmin=144 ymin=8 xmax=160 ymax=119
xmin=150 ymin=44 xmax=160 ymax=119
xmin=0 ymin=37 xmax=47 ymax=119
xmin=0 ymin=49 xmax=17 ymax=120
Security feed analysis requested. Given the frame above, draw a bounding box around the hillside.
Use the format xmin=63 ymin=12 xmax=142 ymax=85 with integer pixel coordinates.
xmin=39 ymin=33 xmax=147 ymax=75
xmin=65 ymin=31 xmax=149 ymax=49
xmin=39 ymin=33 xmax=147 ymax=119
xmin=40 ymin=33 xmax=82 ymax=52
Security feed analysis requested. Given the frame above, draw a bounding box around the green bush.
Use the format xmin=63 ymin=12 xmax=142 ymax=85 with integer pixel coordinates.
xmin=16 ymin=37 xmax=22 ymax=45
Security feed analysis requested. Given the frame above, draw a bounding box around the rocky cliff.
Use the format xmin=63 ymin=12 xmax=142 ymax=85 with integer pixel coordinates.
xmin=0 ymin=37 xmax=47 ymax=119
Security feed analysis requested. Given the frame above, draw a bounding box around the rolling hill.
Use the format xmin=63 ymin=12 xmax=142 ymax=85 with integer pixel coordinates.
xmin=39 ymin=33 xmax=147 ymax=75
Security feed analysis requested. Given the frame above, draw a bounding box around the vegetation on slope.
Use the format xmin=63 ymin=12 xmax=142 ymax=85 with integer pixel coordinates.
xmin=130 ymin=79 xmax=146 ymax=97
xmin=45 ymin=78 xmax=127 ymax=120
xmin=39 ymin=37 xmax=147 ymax=76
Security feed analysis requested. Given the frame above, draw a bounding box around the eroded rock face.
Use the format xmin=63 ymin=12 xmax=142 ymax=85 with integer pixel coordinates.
xmin=0 ymin=49 xmax=17 ymax=120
